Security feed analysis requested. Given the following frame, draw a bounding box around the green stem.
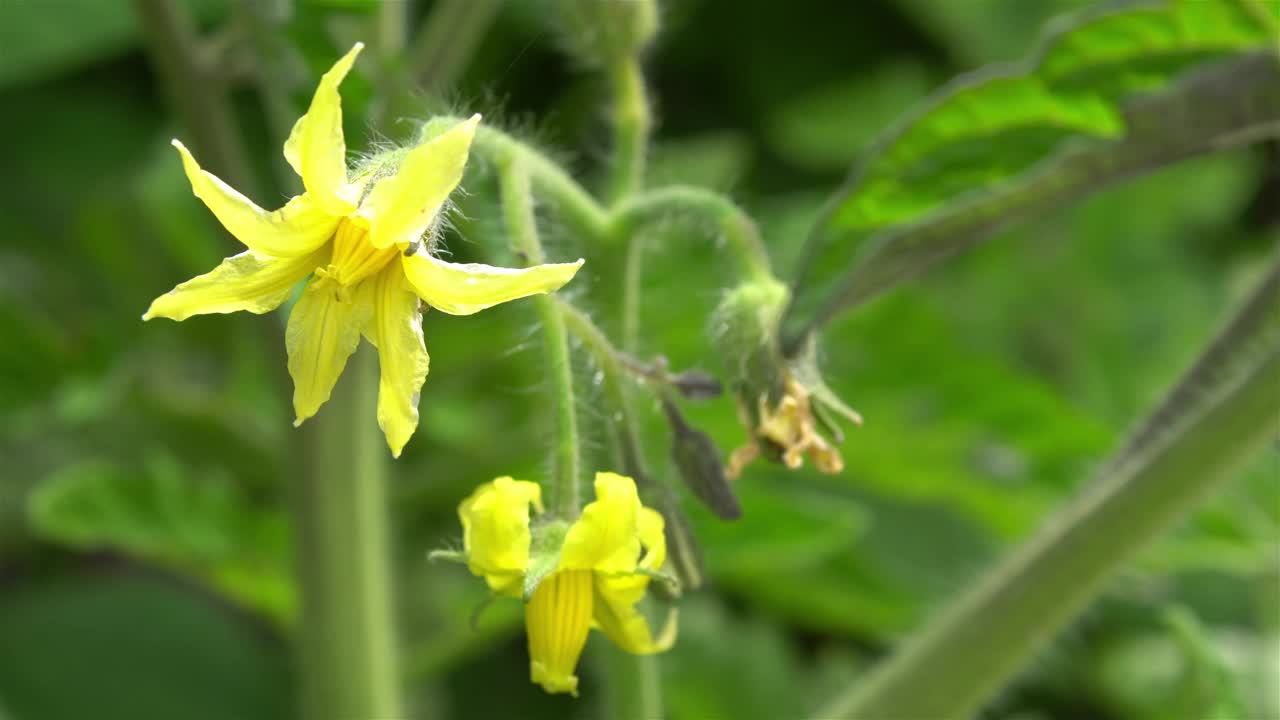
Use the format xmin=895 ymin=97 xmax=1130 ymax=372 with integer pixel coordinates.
xmin=820 ymin=265 xmax=1280 ymax=719
xmin=621 ymin=235 xmax=644 ymax=352
xmin=612 ymin=186 xmax=775 ymax=283
xmin=294 ymin=348 xmax=402 ymax=720
xmin=598 ymin=644 xmax=664 ymax=720
xmin=135 ymin=0 xmax=256 ymax=195
xmin=499 ymin=159 xmax=582 ymax=516
xmin=447 ymin=121 xmax=609 ymax=242
xmin=410 ymin=0 xmax=503 ymax=90
xmin=606 ymin=56 xmax=651 ymax=204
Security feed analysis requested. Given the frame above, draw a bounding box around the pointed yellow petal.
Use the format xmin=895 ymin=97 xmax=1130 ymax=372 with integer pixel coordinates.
xmin=143 ymin=248 xmax=327 ymax=321
xmin=358 ymin=114 xmax=480 ymax=249
xmin=559 ymin=472 xmax=643 ymax=574
xmin=401 ymin=255 xmax=584 ymax=316
xmin=458 ymin=477 xmax=543 ymax=597
xmin=173 ymin=140 xmax=339 ymax=257
xmin=592 ymin=578 xmax=677 ymax=656
xmin=283 ymin=43 xmax=363 ymax=215
xmin=286 ymin=278 xmax=370 ymax=425
xmin=362 ymin=265 xmax=429 ymax=458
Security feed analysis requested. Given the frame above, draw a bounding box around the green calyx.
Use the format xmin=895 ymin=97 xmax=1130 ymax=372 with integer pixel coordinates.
xmin=523 ymin=519 xmax=571 ymax=600
xmin=713 ymin=278 xmax=790 ymax=429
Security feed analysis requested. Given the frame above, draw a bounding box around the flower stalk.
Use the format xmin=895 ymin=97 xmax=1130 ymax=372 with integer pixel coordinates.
xmin=607 ymin=56 xmax=651 ymax=204
xmin=499 ymin=158 xmax=582 ymax=516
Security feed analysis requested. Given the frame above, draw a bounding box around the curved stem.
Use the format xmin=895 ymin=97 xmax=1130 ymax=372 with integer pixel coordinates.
xmin=445 ymin=120 xmax=610 ymax=242
xmin=294 ymin=348 xmax=402 ymax=720
xmin=606 ymin=57 xmax=651 ymax=204
xmin=612 ymin=186 xmax=775 ymax=283
xmin=499 ymin=159 xmax=582 ymax=516
xmin=820 ymin=261 xmax=1280 ymax=719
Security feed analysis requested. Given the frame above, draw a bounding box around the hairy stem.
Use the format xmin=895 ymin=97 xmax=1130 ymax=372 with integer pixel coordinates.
xmin=606 ymin=56 xmax=652 ymax=204
xmin=499 ymin=159 xmax=582 ymax=516
xmin=820 ymin=259 xmax=1280 ymax=719
xmin=443 ymin=120 xmax=609 ymax=242
xmin=294 ymin=348 xmax=402 ymax=720
xmin=612 ymin=185 xmax=775 ymax=283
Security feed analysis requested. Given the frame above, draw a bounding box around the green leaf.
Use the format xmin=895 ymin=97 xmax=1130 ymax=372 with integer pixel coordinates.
xmin=785 ymin=52 xmax=1280 ymax=343
xmin=832 ymin=0 xmax=1275 ymax=235
xmin=26 ymin=456 xmax=293 ymax=626
xmin=832 ymin=73 xmax=1125 ymax=232
xmin=785 ymin=0 xmax=1280 ymax=343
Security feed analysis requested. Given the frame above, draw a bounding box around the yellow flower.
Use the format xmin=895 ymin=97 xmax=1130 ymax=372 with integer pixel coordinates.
xmin=457 ymin=472 xmax=676 ymax=696
xmin=143 ymin=43 xmax=583 ymax=457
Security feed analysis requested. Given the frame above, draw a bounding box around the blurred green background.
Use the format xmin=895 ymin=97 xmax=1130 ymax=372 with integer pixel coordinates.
xmin=1 ymin=1 xmax=1276 ymax=719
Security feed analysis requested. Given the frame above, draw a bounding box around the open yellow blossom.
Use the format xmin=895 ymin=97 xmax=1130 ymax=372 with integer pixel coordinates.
xmin=457 ymin=472 xmax=676 ymax=696
xmin=143 ymin=43 xmax=583 ymax=457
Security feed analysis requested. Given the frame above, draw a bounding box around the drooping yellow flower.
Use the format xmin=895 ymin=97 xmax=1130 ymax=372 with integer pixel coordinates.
xmin=143 ymin=43 xmax=583 ymax=457
xmin=457 ymin=472 xmax=676 ymax=696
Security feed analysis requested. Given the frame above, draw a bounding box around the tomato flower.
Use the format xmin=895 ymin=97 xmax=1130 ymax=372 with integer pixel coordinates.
xmin=144 ymin=43 xmax=583 ymax=456
xmin=455 ymin=472 xmax=676 ymax=696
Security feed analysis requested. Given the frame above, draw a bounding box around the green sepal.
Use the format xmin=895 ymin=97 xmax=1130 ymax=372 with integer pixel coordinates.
xmin=522 ymin=519 xmax=571 ymax=601
xmin=426 ymin=549 xmax=469 ymax=565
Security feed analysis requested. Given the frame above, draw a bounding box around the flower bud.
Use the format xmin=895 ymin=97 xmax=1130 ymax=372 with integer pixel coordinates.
xmin=554 ymin=0 xmax=660 ymax=67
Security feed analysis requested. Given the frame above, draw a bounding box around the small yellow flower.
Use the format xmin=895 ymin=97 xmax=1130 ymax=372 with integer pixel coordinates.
xmin=143 ymin=43 xmax=583 ymax=457
xmin=457 ymin=472 xmax=676 ymax=696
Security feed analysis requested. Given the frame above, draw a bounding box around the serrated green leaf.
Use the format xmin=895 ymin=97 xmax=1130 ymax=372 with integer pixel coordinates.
xmin=26 ymin=458 xmax=293 ymax=626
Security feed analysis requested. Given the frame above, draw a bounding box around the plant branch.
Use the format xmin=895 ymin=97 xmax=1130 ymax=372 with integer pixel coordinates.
xmin=819 ymin=254 xmax=1280 ymax=719
xmin=612 ymin=185 xmax=775 ymax=283
xmin=499 ymin=159 xmax=582 ymax=516
xmin=438 ymin=120 xmax=609 ymax=242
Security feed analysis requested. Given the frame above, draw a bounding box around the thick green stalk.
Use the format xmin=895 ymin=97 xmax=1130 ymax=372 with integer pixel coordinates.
xmin=820 ymin=266 xmax=1280 ymax=719
xmin=598 ymin=644 xmax=664 ymax=720
xmin=612 ymin=186 xmax=775 ymax=283
xmin=294 ymin=348 xmax=402 ymax=720
xmin=499 ymin=159 xmax=582 ymax=516
xmin=606 ymin=57 xmax=651 ymax=204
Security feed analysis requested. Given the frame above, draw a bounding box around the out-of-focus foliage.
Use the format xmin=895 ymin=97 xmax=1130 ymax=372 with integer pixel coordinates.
xmin=0 ymin=1 xmax=1275 ymax=720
